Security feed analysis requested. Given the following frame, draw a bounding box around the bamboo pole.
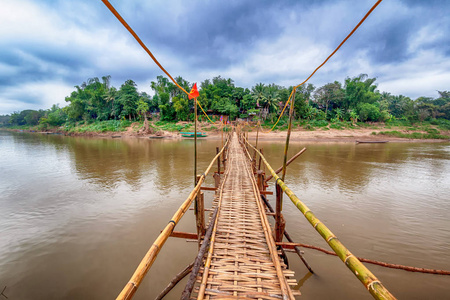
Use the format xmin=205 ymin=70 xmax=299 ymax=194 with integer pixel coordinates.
xmin=181 ymin=207 xmax=219 ymax=300
xmin=260 ymin=194 xmax=314 ymax=273
xmin=281 ymin=91 xmax=296 ymax=182
xmin=216 ymin=147 xmax=220 ymax=175
xmin=245 ymin=149 xmax=295 ymax=300
xmin=276 ymin=242 xmax=450 ymax=275
xmin=258 ymin=148 xmax=263 ymax=171
xmin=265 ymin=148 xmax=306 ymax=182
xmin=116 ymin=140 xmax=229 ymax=300
xmin=275 ymin=184 xmax=284 ymax=242
xmin=255 ymin=121 xmax=260 ymax=150
xmin=194 ymin=97 xmax=198 ymax=187
xmin=154 ymin=262 xmax=194 ymax=300
xmin=245 ymin=141 xmax=396 ymax=300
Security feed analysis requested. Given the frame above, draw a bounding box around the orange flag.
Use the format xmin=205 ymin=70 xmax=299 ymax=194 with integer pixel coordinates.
xmin=188 ymin=83 xmax=199 ymax=99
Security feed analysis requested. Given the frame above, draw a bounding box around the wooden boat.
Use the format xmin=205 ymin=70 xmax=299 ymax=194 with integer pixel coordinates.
xmin=149 ymin=136 xmax=164 ymax=139
xmin=356 ymin=140 xmax=388 ymax=144
xmin=180 ymin=132 xmax=207 ymax=138
xmin=111 ymin=135 xmax=122 ymax=138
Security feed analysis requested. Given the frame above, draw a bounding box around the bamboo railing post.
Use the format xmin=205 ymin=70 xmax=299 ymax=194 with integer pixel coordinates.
xmin=255 ymin=121 xmax=260 ymax=150
xmin=275 ymin=184 xmax=285 ymax=242
xmin=216 ymin=147 xmax=220 ymax=175
xmin=256 ymin=170 xmax=265 ymax=191
xmin=195 ymin=175 xmax=205 ymax=243
xmin=258 ymin=148 xmax=263 ymax=173
xmin=213 ymin=172 xmax=220 ymax=188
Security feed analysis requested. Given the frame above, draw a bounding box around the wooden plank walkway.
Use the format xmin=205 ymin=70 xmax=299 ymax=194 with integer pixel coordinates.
xmin=193 ymin=133 xmax=299 ymax=299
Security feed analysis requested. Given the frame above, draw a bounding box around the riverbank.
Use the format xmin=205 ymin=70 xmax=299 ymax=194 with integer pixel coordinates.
xmin=5 ymin=123 xmax=450 ymax=143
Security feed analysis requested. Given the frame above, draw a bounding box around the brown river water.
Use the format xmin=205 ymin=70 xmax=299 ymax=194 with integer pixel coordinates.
xmin=0 ymin=131 xmax=449 ymax=299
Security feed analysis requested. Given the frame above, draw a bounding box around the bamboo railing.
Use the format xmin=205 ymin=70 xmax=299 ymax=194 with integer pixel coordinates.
xmin=116 ymin=137 xmax=230 ymax=300
xmin=243 ymin=136 xmax=396 ymax=300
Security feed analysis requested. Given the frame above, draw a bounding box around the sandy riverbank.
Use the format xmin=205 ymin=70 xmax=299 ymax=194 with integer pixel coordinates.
xmin=8 ymin=125 xmax=450 ymax=143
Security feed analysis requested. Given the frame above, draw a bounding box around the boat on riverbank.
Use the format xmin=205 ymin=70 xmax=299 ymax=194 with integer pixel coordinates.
xmin=180 ymin=132 xmax=207 ymax=138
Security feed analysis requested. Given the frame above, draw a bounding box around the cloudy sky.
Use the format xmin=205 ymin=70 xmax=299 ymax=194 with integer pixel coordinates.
xmin=1 ymin=0 xmax=449 ymax=115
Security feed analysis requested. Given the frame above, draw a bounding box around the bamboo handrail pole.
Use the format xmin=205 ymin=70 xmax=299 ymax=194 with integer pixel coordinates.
xmin=245 ymin=148 xmax=294 ymax=300
xmin=116 ymin=139 xmax=229 ymax=300
xmin=245 ymin=141 xmax=396 ymax=300
xmin=265 ymin=148 xmax=307 ymax=182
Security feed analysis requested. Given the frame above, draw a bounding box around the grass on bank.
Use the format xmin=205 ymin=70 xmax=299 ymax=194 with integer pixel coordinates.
xmin=64 ymin=120 xmax=133 ymax=133
xmin=4 ymin=118 xmax=450 ymax=139
xmin=373 ymin=130 xmax=450 ymax=140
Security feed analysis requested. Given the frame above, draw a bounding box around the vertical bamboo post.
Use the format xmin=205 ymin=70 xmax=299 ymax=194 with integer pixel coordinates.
xmin=281 ymin=90 xmax=296 ymax=182
xmin=194 ymin=98 xmax=202 ymax=246
xmin=213 ymin=172 xmax=220 ymax=188
xmin=194 ymin=97 xmax=198 ymax=187
xmin=275 ymin=184 xmax=285 ymax=242
xmin=221 ymin=118 xmax=223 ymax=152
xmin=257 ymin=170 xmax=264 ymax=191
xmin=255 ymin=121 xmax=260 ymax=150
xmin=195 ymin=175 xmax=205 ymax=245
xmin=276 ymin=90 xmax=296 ymax=243
xmin=216 ymin=147 xmax=220 ymax=175
xmin=258 ymin=148 xmax=263 ymax=172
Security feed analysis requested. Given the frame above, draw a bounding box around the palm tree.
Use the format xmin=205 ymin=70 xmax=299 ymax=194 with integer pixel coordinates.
xmin=104 ymin=87 xmax=117 ymax=118
xmin=251 ymin=83 xmax=266 ymax=107
xmin=263 ymin=85 xmax=280 ymax=113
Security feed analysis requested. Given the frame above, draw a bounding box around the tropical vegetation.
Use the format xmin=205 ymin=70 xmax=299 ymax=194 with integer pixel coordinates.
xmin=1 ymin=74 xmax=449 ymax=136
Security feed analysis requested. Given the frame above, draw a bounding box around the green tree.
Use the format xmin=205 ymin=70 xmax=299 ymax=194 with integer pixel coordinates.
xmin=343 ymin=74 xmax=380 ymax=110
xmin=251 ymin=83 xmax=266 ymax=108
xmin=357 ymin=103 xmax=380 ymax=122
xmin=293 ymin=83 xmax=315 ymax=119
xmin=118 ymin=79 xmax=139 ymax=121
xmin=136 ymin=97 xmax=149 ymax=121
xmin=313 ymin=81 xmax=344 ymax=114
xmin=172 ymin=96 xmax=190 ymax=121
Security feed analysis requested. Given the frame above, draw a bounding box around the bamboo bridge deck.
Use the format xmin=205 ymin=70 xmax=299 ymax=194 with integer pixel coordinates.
xmin=192 ymin=134 xmax=299 ymax=299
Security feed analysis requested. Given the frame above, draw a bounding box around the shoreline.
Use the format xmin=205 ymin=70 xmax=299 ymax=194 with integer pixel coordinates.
xmin=5 ymin=127 xmax=449 ymax=143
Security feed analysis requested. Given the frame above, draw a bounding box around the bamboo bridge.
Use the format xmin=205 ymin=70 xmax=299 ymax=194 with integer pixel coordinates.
xmin=188 ymin=133 xmax=298 ymax=299
xmin=115 ymin=131 xmax=396 ymax=300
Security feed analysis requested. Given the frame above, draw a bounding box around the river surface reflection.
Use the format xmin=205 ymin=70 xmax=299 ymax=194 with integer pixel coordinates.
xmin=0 ymin=131 xmax=449 ymax=299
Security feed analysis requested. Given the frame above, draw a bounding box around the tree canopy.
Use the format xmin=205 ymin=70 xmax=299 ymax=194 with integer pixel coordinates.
xmin=3 ymin=74 xmax=449 ymax=128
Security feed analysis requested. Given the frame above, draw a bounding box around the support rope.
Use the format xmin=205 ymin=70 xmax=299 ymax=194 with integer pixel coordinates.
xmin=101 ymin=0 xmax=215 ymax=124
xmin=267 ymin=0 xmax=383 ymax=132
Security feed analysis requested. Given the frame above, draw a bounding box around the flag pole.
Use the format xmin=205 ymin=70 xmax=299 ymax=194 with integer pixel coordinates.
xmin=194 ymin=96 xmax=197 ymax=187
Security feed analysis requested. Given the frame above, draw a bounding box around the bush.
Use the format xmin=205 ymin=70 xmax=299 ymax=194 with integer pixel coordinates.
xmin=358 ymin=103 xmax=381 ymax=122
xmin=309 ymin=120 xmax=328 ymax=127
xmin=330 ymin=122 xmax=344 ymax=129
xmin=376 ymin=130 xmax=449 ymax=139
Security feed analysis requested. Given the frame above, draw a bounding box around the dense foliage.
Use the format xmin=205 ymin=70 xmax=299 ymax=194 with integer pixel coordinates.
xmin=2 ymin=74 xmax=449 ymax=129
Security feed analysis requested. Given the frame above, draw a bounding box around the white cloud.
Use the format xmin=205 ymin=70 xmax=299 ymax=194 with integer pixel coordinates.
xmin=0 ymin=81 xmax=74 ymax=114
xmin=1 ymin=0 xmax=450 ymax=115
